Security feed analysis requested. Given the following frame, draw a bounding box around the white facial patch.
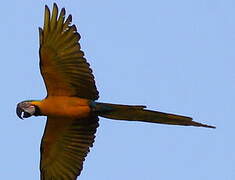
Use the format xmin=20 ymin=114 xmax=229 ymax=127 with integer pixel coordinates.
xmin=24 ymin=105 xmax=36 ymax=115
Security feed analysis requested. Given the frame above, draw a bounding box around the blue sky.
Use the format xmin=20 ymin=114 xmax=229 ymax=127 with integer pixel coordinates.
xmin=0 ymin=0 xmax=234 ymax=179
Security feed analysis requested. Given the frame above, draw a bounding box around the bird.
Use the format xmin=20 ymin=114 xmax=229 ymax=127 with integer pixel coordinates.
xmin=16 ymin=3 xmax=215 ymax=180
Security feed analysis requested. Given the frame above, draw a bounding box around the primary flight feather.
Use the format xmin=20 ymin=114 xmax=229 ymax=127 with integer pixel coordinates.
xmin=16 ymin=3 xmax=215 ymax=180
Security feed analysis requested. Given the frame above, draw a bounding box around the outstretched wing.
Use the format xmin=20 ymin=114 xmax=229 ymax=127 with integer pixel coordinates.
xmin=39 ymin=3 xmax=99 ymax=100
xmin=40 ymin=116 xmax=99 ymax=180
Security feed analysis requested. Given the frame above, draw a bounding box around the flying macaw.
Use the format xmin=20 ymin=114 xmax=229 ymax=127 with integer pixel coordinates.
xmin=16 ymin=3 xmax=215 ymax=180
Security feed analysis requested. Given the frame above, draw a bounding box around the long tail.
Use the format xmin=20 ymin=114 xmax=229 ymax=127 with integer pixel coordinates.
xmin=92 ymin=102 xmax=215 ymax=128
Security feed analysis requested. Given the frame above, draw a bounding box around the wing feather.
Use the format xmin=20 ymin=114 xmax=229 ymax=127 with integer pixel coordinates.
xmin=40 ymin=116 xmax=99 ymax=180
xmin=39 ymin=3 xmax=99 ymax=100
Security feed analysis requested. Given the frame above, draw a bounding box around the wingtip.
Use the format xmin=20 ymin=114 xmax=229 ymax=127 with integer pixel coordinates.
xmin=61 ymin=8 xmax=66 ymax=16
xmin=71 ymin=24 xmax=77 ymax=32
xmin=68 ymin=14 xmax=72 ymax=22
xmin=52 ymin=3 xmax=58 ymax=13
xmin=53 ymin=2 xmax=58 ymax=8
xmin=45 ymin=5 xmax=49 ymax=11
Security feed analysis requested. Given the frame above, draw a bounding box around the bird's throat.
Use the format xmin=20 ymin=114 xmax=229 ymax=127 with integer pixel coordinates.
xmin=31 ymin=97 xmax=91 ymax=118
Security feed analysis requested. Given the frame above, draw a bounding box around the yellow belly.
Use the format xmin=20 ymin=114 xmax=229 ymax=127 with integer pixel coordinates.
xmin=32 ymin=96 xmax=91 ymax=118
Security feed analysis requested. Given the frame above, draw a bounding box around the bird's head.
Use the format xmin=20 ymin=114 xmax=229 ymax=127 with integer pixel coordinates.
xmin=16 ymin=100 xmax=40 ymax=119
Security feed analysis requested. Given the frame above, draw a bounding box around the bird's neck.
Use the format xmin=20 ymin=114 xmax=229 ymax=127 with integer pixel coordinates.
xmin=30 ymin=97 xmax=91 ymax=118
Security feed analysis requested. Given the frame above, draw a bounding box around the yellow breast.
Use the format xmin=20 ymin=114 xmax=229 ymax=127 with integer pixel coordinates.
xmin=32 ymin=96 xmax=91 ymax=118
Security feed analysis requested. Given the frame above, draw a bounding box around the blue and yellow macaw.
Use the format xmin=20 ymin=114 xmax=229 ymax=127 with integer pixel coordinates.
xmin=16 ymin=3 xmax=215 ymax=180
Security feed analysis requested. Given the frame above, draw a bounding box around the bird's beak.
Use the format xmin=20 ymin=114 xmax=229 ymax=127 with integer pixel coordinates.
xmin=16 ymin=103 xmax=31 ymax=119
xmin=16 ymin=104 xmax=24 ymax=119
xmin=16 ymin=102 xmax=35 ymax=119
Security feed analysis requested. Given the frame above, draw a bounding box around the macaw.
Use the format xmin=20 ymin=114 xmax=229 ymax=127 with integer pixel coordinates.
xmin=16 ymin=3 xmax=215 ymax=180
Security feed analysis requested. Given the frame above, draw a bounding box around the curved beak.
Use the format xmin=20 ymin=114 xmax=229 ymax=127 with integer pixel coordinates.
xmin=16 ymin=102 xmax=34 ymax=119
xmin=16 ymin=104 xmax=24 ymax=119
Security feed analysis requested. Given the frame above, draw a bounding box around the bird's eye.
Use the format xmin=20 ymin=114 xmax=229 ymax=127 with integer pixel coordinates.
xmin=25 ymin=105 xmax=36 ymax=115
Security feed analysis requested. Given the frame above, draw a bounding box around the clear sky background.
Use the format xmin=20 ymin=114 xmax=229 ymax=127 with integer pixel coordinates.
xmin=0 ymin=0 xmax=234 ymax=179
